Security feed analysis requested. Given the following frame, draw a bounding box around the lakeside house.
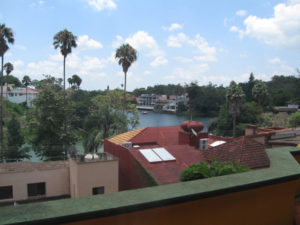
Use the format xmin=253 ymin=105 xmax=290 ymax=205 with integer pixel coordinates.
xmin=136 ymin=93 xmax=188 ymax=112
xmin=2 ymin=85 xmax=38 ymax=107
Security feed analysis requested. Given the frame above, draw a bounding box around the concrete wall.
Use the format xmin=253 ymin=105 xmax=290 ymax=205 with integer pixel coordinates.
xmin=69 ymin=158 xmax=118 ymax=198
xmin=0 ymin=167 xmax=69 ymax=203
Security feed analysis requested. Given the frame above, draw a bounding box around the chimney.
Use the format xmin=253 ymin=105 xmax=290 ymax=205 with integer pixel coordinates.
xmin=178 ymin=120 xmax=208 ymax=147
xmin=199 ymin=138 xmax=209 ymax=150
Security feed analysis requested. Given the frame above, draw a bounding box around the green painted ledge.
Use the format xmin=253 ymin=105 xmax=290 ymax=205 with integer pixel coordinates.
xmin=1 ymin=147 xmax=300 ymax=225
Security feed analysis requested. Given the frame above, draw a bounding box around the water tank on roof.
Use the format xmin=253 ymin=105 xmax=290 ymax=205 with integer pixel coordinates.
xmin=181 ymin=121 xmax=204 ymax=133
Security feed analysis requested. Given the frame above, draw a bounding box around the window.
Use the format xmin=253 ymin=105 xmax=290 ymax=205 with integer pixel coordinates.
xmin=27 ymin=182 xmax=46 ymax=197
xmin=0 ymin=186 xmax=13 ymax=200
xmin=93 ymin=186 xmax=104 ymax=195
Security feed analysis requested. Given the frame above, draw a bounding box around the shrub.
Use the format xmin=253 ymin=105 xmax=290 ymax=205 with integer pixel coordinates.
xmin=180 ymin=158 xmax=250 ymax=182
xmin=289 ymin=112 xmax=300 ymax=127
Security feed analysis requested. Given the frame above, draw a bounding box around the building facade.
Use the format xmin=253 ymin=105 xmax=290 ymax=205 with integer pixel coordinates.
xmin=0 ymin=153 xmax=118 ymax=204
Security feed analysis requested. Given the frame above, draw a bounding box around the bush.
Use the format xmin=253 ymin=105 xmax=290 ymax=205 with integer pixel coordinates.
xmin=180 ymin=158 xmax=250 ymax=182
xmin=289 ymin=112 xmax=300 ymax=127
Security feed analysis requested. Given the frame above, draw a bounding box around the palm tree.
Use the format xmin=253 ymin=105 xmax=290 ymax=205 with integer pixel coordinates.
xmin=3 ymin=62 xmax=13 ymax=97
xmin=71 ymin=74 xmax=82 ymax=90
xmin=115 ymin=43 xmax=137 ymax=113
xmin=22 ymin=75 xmax=31 ymax=107
xmin=67 ymin=77 xmax=73 ymax=88
xmin=53 ymin=29 xmax=77 ymax=99
xmin=252 ymin=80 xmax=269 ymax=108
xmin=226 ymin=81 xmax=245 ymax=137
xmin=0 ymin=24 xmax=14 ymax=154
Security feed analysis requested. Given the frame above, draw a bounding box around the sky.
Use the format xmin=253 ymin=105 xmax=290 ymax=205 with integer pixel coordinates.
xmin=0 ymin=0 xmax=300 ymax=91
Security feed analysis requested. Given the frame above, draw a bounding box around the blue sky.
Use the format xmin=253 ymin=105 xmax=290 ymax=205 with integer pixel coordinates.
xmin=1 ymin=0 xmax=299 ymax=90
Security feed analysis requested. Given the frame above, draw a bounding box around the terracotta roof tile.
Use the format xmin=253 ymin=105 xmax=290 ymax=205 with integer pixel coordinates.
xmin=204 ymin=136 xmax=270 ymax=169
xmin=108 ymin=128 xmax=145 ymax=145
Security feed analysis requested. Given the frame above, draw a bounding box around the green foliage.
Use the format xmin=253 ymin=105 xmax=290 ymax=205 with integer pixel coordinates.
xmin=27 ymin=76 xmax=78 ymax=161
xmin=4 ymin=100 xmax=26 ymax=116
xmin=3 ymin=62 xmax=13 ymax=76
xmin=53 ymin=29 xmax=77 ymax=57
xmin=252 ymin=80 xmax=269 ymax=107
xmin=288 ymin=112 xmax=300 ymax=127
xmin=2 ymin=75 xmax=21 ymax=86
xmin=115 ymin=43 xmax=137 ymax=74
xmin=180 ymin=158 xmax=250 ymax=182
xmin=267 ymin=75 xmax=300 ymax=105
xmin=5 ymin=115 xmax=30 ymax=162
xmin=240 ymin=73 xmax=256 ymax=102
xmin=82 ymin=90 xmax=139 ymax=153
xmin=133 ymin=84 xmax=185 ymax=96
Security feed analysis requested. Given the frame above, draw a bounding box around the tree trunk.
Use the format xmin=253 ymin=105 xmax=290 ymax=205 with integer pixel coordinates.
xmin=0 ymin=55 xmax=3 ymax=161
xmin=123 ymin=71 xmax=127 ymax=114
xmin=233 ymin=113 xmax=236 ymax=138
xmin=63 ymin=56 xmax=67 ymax=158
xmin=26 ymin=85 xmax=28 ymax=107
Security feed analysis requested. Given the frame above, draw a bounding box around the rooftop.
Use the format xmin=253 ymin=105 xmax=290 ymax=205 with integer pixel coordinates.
xmin=0 ymin=161 xmax=68 ymax=174
xmin=106 ymin=124 xmax=270 ymax=185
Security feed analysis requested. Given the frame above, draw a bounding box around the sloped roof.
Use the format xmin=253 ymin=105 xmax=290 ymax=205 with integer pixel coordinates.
xmin=204 ymin=136 xmax=270 ymax=169
xmin=108 ymin=128 xmax=145 ymax=145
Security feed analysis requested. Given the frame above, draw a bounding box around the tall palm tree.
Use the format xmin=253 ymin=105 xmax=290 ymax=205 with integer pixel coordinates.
xmin=67 ymin=77 xmax=73 ymax=88
xmin=22 ymin=75 xmax=31 ymax=107
xmin=115 ymin=43 xmax=137 ymax=113
xmin=0 ymin=24 xmax=14 ymax=155
xmin=3 ymin=62 xmax=13 ymax=97
xmin=252 ymin=80 xmax=269 ymax=108
xmin=72 ymin=74 xmax=82 ymax=90
xmin=226 ymin=81 xmax=245 ymax=137
xmin=53 ymin=29 xmax=77 ymax=99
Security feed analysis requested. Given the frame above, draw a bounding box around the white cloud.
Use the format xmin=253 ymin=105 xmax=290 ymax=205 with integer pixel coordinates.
xmin=236 ymin=10 xmax=247 ymax=17
xmin=232 ymin=1 xmax=300 ymax=49
xmin=144 ymin=70 xmax=151 ymax=75
xmin=268 ymin=57 xmax=281 ymax=64
xmin=77 ymin=35 xmax=103 ymax=50
xmin=164 ymin=64 xmax=210 ymax=83
xmin=167 ymin=33 xmax=218 ymax=62
xmin=150 ymin=56 xmax=168 ymax=67
xmin=126 ymin=31 xmax=168 ymax=67
xmin=12 ymin=60 xmax=24 ymax=67
xmin=163 ymin=23 xmax=183 ymax=31
xmin=87 ymin=0 xmax=117 ymax=11
xmin=112 ymin=35 xmax=123 ymax=48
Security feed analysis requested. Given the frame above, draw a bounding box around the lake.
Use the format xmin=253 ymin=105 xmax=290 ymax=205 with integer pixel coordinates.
xmin=137 ymin=111 xmax=215 ymax=132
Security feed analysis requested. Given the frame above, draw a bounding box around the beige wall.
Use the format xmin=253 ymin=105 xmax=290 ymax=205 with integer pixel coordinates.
xmin=69 ymin=159 xmax=118 ymax=198
xmin=0 ymin=167 xmax=69 ymax=203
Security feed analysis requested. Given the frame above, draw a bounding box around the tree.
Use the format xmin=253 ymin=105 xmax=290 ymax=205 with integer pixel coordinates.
xmin=3 ymin=62 xmax=13 ymax=76
xmin=71 ymin=74 xmax=82 ymax=90
xmin=288 ymin=112 xmax=300 ymax=127
xmin=28 ymin=76 xmax=78 ymax=160
xmin=0 ymin=23 xmax=14 ymax=159
xmin=53 ymin=29 xmax=77 ymax=100
xmin=22 ymin=75 xmax=31 ymax=107
xmin=185 ymin=82 xmax=201 ymax=120
xmin=115 ymin=43 xmax=137 ymax=113
xmin=83 ymin=90 xmax=139 ymax=153
xmin=3 ymin=62 xmax=13 ymax=98
xmin=226 ymin=81 xmax=245 ymax=137
xmin=67 ymin=77 xmax=73 ymax=88
xmin=5 ymin=115 xmax=30 ymax=162
xmin=252 ymin=80 xmax=269 ymax=108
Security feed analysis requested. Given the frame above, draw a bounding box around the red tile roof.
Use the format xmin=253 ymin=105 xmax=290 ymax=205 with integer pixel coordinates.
xmin=107 ymin=126 xmax=270 ymax=186
xmin=204 ymin=136 xmax=270 ymax=169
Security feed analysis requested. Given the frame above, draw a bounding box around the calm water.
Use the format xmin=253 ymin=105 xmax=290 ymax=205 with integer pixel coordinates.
xmin=137 ymin=111 xmax=215 ymax=132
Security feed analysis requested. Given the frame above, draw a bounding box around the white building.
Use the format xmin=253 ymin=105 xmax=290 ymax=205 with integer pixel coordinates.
xmin=3 ymin=86 xmax=38 ymax=107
